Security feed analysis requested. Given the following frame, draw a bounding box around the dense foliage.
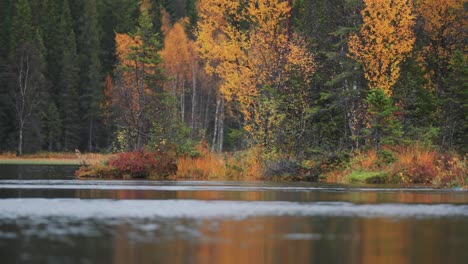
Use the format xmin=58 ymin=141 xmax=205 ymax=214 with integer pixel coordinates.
xmin=76 ymin=149 xmax=177 ymax=178
xmin=0 ymin=0 xmax=466 ymax=181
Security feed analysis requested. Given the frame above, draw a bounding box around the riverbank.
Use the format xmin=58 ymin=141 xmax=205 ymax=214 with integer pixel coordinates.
xmin=3 ymin=146 xmax=466 ymax=188
xmin=325 ymin=146 xmax=467 ymax=187
xmin=0 ymin=152 xmax=109 ymax=166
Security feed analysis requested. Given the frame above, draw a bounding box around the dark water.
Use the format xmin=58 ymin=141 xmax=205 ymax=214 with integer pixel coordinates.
xmin=0 ymin=165 xmax=467 ymax=264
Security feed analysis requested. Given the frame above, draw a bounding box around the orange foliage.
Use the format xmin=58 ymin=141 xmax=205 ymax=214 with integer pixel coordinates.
xmin=114 ymin=32 xmax=157 ymax=117
xmin=348 ymin=0 xmax=416 ymax=95
xmin=115 ymin=33 xmax=142 ymax=69
xmin=415 ymin=0 xmax=465 ymax=90
xmin=416 ymin=0 xmax=465 ymax=44
xmin=100 ymin=73 xmax=113 ymax=122
xmin=159 ymin=11 xmax=197 ymax=95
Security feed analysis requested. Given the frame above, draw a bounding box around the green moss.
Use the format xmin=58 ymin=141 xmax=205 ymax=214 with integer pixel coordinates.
xmin=348 ymin=170 xmax=388 ymax=184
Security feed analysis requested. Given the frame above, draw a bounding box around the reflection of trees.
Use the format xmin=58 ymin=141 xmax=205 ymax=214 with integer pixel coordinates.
xmin=357 ymin=218 xmax=410 ymax=264
xmin=195 ymin=217 xmax=312 ymax=264
xmin=107 ymin=214 xmax=468 ymax=264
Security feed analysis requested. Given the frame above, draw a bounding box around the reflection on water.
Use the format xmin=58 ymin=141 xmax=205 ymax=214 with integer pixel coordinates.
xmin=2 ymin=215 xmax=467 ymax=264
xmin=0 ymin=165 xmax=468 ymax=264
xmin=0 ymin=164 xmax=78 ymax=179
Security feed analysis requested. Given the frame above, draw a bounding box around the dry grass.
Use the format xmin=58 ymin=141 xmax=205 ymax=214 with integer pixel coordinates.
xmin=324 ymin=169 xmax=347 ymax=183
xmin=324 ymin=145 xmax=466 ymax=186
xmin=176 ymin=153 xmax=227 ymax=180
xmin=176 ymin=146 xmax=264 ymax=181
xmin=352 ymin=149 xmax=379 ymax=171
xmin=391 ymin=145 xmax=439 ymax=183
xmin=0 ymin=152 xmax=111 ymax=165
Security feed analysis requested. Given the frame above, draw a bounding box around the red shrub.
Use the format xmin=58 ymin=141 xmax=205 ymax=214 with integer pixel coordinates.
xmin=108 ymin=150 xmax=177 ymax=178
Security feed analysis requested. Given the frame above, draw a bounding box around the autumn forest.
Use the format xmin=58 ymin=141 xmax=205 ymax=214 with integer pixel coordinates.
xmin=0 ymin=0 xmax=466 ymax=183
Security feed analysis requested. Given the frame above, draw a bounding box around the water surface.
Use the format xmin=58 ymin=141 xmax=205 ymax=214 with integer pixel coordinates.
xmin=0 ymin=164 xmax=467 ymax=264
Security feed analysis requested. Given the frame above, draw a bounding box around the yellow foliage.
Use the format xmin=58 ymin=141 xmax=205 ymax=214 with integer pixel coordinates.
xmin=196 ymin=0 xmax=315 ymax=134
xmin=348 ymin=0 xmax=416 ymax=95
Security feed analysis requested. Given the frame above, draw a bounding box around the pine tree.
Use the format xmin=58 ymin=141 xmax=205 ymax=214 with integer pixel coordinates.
xmin=0 ymin=0 xmax=15 ymax=150
xmin=112 ymin=8 xmax=165 ymax=150
xmin=9 ymin=0 xmax=49 ymax=155
xmin=77 ymin=0 xmax=102 ymax=151
xmin=365 ymin=88 xmax=402 ymax=151
xmin=97 ymin=0 xmax=139 ymax=76
xmin=59 ymin=0 xmax=81 ymax=151
xmin=440 ymin=50 xmax=467 ymax=151
xmin=41 ymin=0 xmax=63 ymax=98
xmin=44 ymin=102 xmax=61 ymax=151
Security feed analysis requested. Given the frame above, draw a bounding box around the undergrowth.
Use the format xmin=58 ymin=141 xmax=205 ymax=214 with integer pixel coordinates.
xmin=326 ymin=145 xmax=466 ymax=187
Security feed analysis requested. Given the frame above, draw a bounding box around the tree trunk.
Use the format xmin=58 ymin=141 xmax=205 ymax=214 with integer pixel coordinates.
xmin=217 ymin=97 xmax=224 ymax=153
xmin=191 ymin=63 xmax=196 ymax=137
xmin=211 ymin=95 xmax=220 ymax=152
xmin=180 ymin=78 xmax=186 ymax=122
xmin=18 ymin=124 xmax=23 ymax=156
xmin=88 ymin=118 xmax=93 ymax=152
xmin=203 ymin=87 xmax=211 ymax=131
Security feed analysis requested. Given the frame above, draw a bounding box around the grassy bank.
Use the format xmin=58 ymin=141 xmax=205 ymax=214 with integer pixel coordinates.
xmin=0 ymin=159 xmax=81 ymax=165
xmin=75 ymin=146 xmax=264 ymax=181
xmin=325 ymin=146 xmax=467 ymax=187
xmin=42 ymin=145 xmax=467 ymax=188
xmin=0 ymin=152 xmax=110 ymax=166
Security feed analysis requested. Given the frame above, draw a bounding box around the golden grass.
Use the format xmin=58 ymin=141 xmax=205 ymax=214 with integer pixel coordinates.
xmin=353 ymin=149 xmax=379 ymax=171
xmin=0 ymin=152 xmax=111 ymax=165
xmin=326 ymin=145 xmax=466 ymax=186
xmin=391 ymin=145 xmax=439 ymax=183
xmin=176 ymin=154 xmax=227 ymax=180
xmin=176 ymin=147 xmax=264 ymax=181
xmin=324 ymin=169 xmax=347 ymax=183
xmin=394 ymin=145 xmax=437 ymax=169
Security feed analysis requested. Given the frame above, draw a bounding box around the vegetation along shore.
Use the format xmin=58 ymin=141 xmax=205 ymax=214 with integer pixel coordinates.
xmin=0 ymin=1 xmax=465 ymax=187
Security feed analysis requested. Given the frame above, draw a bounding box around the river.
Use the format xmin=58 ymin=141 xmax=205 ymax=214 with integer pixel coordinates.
xmin=0 ymin=164 xmax=467 ymax=263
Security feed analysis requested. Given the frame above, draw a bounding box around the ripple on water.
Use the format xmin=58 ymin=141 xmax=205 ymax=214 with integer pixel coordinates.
xmin=0 ymin=199 xmax=467 ymax=220
xmin=0 ymin=179 xmax=465 ymax=192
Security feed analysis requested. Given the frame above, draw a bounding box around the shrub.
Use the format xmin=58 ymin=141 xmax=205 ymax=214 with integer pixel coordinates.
xmin=390 ymin=145 xmax=438 ymax=184
xmin=377 ymin=149 xmax=396 ymax=165
xmin=76 ymin=150 xmax=177 ymax=179
xmin=325 ymin=145 xmax=466 ymax=187
xmin=75 ymin=162 xmax=119 ymax=179
xmin=108 ymin=150 xmax=177 ymax=178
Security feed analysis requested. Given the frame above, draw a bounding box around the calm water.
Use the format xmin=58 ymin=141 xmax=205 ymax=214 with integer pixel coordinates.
xmin=0 ymin=164 xmax=467 ymax=264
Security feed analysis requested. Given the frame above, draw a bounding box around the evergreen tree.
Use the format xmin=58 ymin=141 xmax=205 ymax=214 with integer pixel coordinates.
xmin=9 ymin=0 xmax=49 ymax=155
xmin=111 ymin=8 xmax=166 ymax=150
xmin=295 ymin=0 xmax=366 ymax=151
xmin=41 ymin=0 xmax=63 ymax=98
xmin=44 ymin=102 xmax=62 ymax=151
xmin=77 ymin=0 xmax=102 ymax=151
xmin=440 ymin=50 xmax=467 ymax=151
xmin=97 ymin=0 xmax=139 ymax=76
xmin=364 ymin=88 xmax=402 ymax=151
xmin=0 ymin=0 xmax=15 ymax=150
xmin=393 ymin=56 xmax=438 ymax=146
xmin=59 ymin=0 xmax=81 ymax=151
